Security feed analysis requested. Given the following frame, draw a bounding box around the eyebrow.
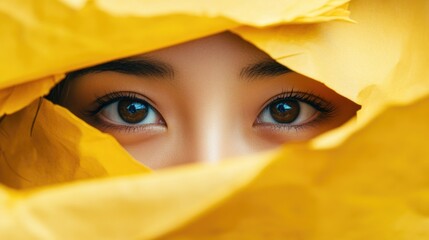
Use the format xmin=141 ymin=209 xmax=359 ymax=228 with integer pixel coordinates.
xmin=68 ymin=58 xmax=290 ymax=81
xmin=67 ymin=57 xmax=175 ymax=79
xmin=240 ymin=60 xmax=292 ymax=80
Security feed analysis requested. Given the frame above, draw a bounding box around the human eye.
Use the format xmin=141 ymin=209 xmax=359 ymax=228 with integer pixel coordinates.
xmin=85 ymin=91 xmax=165 ymax=132
xmin=254 ymin=91 xmax=335 ymax=130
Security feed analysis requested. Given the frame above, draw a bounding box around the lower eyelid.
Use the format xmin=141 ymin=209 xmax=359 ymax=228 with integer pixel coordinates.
xmin=97 ymin=108 xmax=165 ymax=127
xmin=254 ymin=109 xmax=334 ymax=130
xmin=255 ymin=120 xmax=319 ymax=134
xmin=93 ymin=121 xmax=167 ymax=134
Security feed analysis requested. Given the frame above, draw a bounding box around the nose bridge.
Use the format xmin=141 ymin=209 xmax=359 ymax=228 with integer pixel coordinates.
xmin=174 ymin=42 xmax=245 ymax=163
xmin=195 ymin=120 xmax=224 ymax=163
xmin=180 ymin=79 xmax=244 ymax=164
xmin=190 ymin=101 xmax=231 ymax=164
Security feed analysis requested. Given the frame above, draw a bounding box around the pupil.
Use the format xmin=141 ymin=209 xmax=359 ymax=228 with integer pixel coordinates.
xmin=269 ymin=99 xmax=300 ymax=123
xmin=276 ymin=103 xmax=292 ymax=113
xmin=118 ymin=100 xmax=148 ymax=124
xmin=127 ymin=103 xmax=142 ymax=114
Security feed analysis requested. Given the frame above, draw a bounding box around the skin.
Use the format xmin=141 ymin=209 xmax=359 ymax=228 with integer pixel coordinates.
xmin=58 ymin=32 xmax=360 ymax=169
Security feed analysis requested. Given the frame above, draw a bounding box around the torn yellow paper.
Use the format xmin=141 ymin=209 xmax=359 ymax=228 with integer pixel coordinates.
xmin=0 ymin=0 xmax=236 ymax=96
xmin=0 ymin=75 xmax=63 ymax=117
xmin=0 ymin=99 xmax=149 ymax=189
xmin=91 ymin=0 xmax=351 ymax=26
xmin=0 ymin=151 xmax=275 ymax=239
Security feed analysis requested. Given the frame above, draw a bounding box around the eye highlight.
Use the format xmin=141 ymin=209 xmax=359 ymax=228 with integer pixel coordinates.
xmin=254 ymin=91 xmax=335 ymax=129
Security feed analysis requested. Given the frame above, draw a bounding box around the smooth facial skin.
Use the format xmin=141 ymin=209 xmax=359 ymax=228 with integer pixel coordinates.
xmin=54 ymin=32 xmax=360 ymax=169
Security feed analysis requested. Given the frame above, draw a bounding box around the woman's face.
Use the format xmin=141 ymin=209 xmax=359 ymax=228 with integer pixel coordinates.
xmin=58 ymin=32 xmax=359 ymax=169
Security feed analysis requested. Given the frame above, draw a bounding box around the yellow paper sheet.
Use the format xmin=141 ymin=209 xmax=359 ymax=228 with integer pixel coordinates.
xmin=0 ymin=75 xmax=63 ymax=116
xmin=1 ymin=0 xmax=429 ymax=239
xmin=0 ymin=99 xmax=148 ymax=189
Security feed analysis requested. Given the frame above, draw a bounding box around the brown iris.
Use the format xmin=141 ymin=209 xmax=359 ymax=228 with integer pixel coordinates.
xmin=269 ymin=99 xmax=300 ymax=123
xmin=117 ymin=99 xmax=148 ymax=124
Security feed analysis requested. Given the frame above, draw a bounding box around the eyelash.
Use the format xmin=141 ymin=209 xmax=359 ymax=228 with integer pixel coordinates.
xmin=84 ymin=90 xmax=335 ymax=133
xmin=83 ymin=91 xmax=163 ymax=132
xmin=257 ymin=89 xmax=336 ymax=130
xmin=86 ymin=91 xmax=148 ymax=116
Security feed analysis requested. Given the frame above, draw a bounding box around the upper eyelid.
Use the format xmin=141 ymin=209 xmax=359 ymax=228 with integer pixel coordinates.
xmin=88 ymin=91 xmax=160 ymax=115
xmin=258 ymin=90 xmax=335 ymax=114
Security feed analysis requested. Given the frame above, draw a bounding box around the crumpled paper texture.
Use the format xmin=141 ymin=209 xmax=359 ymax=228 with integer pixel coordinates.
xmin=0 ymin=75 xmax=62 ymax=116
xmin=1 ymin=0 xmax=428 ymax=239
xmin=0 ymin=99 xmax=148 ymax=189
